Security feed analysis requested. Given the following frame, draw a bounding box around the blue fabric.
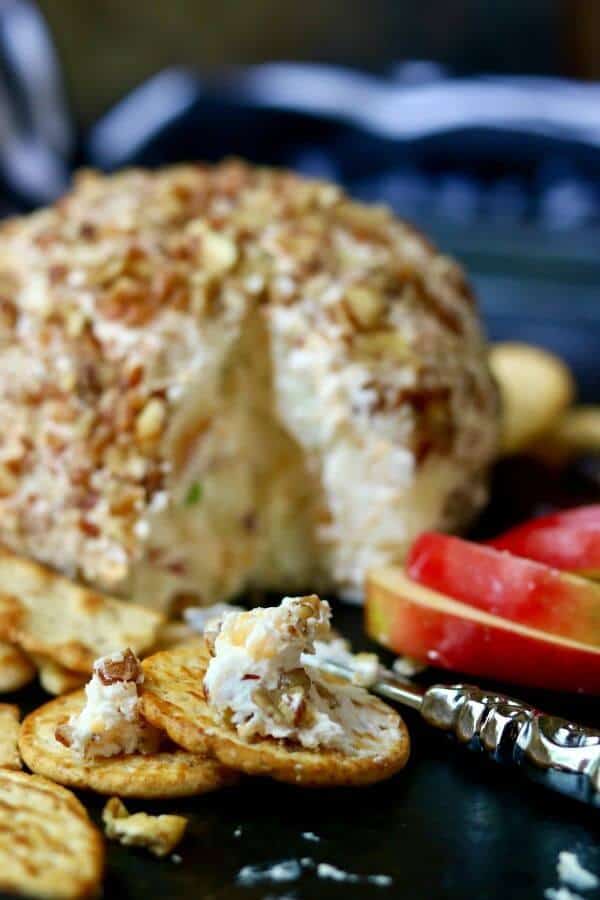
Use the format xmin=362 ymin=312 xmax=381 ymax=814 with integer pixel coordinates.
xmin=83 ymin=65 xmax=600 ymax=233
xmin=0 ymin=9 xmax=599 ymax=230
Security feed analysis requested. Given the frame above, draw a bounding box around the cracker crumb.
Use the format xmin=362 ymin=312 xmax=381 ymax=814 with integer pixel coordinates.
xmin=102 ymin=797 xmax=187 ymax=858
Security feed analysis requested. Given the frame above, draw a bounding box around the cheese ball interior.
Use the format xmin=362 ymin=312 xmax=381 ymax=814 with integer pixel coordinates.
xmin=0 ymin=161 xmax=498 ymax=609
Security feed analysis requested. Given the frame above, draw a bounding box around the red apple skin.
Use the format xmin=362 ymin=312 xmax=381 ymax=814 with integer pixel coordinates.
xmin=366 ymin=569 xmax=600 ymax=694
xmin=407 ymin=532 xmax=600 ymax=649
xmin=487 ymin=505 xmax=600 ymax=576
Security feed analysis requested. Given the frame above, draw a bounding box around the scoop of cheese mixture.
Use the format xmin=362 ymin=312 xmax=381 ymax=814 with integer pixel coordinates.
xmin=203 ymin=596 xmax=392 ymax=755
xmin=57 ymin=649 xmax=160 ymax=759
xmin=0 ymin=162 xmax=498 ymax=609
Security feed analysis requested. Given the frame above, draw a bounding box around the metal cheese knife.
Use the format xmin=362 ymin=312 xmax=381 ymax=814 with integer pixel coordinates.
xmin=319 ymin=658 xmax=600 ymax=808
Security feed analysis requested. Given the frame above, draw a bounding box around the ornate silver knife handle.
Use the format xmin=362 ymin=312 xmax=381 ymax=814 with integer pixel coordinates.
xmin=317 ymin=658 xmax=600 ymax=806
xmin=421 ymin=684 xmax=600 ymax=807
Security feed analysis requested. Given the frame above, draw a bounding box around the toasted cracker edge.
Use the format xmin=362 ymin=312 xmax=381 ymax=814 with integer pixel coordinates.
xmin=0 ymin=768 xmax=104 ymax=899
xmin=0 ymin=703 xmax=21 ymax=769
xmin=0 ymin=549 xmax=163 ymax=673
xmin=19 ymin=690 xmax=238 ymax=798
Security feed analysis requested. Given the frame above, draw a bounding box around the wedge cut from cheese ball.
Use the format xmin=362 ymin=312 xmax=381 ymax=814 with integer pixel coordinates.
xmin=366 ymin=568 xmax=600 ymax=693
xmin=0 ymin=162 xmax=498 ymax=610
xmin=407 ymin=532 xmax=600 ymax=648
xmin=487 ymin=505 xmax=600 ymax=577
xmin=142 ymin=597 xmax=409 ymax=786
xmin=0 ymin=549 xmax=162 ymax=673
xmin=19 ymin=690 xmax=238 ymax=798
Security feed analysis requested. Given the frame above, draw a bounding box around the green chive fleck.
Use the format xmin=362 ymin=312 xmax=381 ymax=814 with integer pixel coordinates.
xmin=184 ymin=481 xmax=203 ymax=506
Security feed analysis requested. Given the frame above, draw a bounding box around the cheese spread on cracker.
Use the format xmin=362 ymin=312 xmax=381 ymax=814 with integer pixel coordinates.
xmin=204 ymin=596 xmax=392 ymax=755
xmin=56 ymin=649 xmax=159 ymax=759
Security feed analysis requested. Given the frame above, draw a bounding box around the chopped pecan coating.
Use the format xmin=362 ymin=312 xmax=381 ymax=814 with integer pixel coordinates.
xmin=54 ymin=723 xmax=72 ymax=747
xmin=0 ymin=160 xmax=497 ymax=609
xmin=95 ymin=649 xmax=142 ymax=686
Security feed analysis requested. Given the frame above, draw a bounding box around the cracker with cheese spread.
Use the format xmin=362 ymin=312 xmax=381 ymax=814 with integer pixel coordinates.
xmin=0 ymin=548 xmax=163 ymax=673
xmin=141 ymin=597 xmax=410 ymax=787
xmin=19 ymin=649 xmax=237 ymax=798
xmin=0 ymin=769 xmax=104 ymax=899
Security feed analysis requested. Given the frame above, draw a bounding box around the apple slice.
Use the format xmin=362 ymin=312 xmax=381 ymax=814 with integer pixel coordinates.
xmin=487 ymin=505 xmax=600 ymax=577
xmin=407 ymin=532 xmax=600 ymax=649
xmin=366 ymin=568 xmax=600 ymax=694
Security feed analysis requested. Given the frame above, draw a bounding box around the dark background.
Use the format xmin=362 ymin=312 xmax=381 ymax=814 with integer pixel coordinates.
xmin=38 ymin=0 xmax=599 ymax=123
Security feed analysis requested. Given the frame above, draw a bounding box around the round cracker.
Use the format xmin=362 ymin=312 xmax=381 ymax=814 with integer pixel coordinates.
xmin=0 ymin=768 xmax=104 ymax=899
xmin=531 ymin=404 xmax=600 ymax=465
xmin=141 ymin=642 xmax=410 ymax=787
xmin=0 ymin=552 xmax=163 ymax=674
xmin=19 ymin=691 xmax=238 ymax=798
xmin=0 ymin=639 xmax=36 ymax=692
xmin=31 ymin=655 xmax=88 ymax=696
xmin=0 ymin=702 xmax=21 ymax=769
xmin=489 ymin=341 xmax=575 ymax=454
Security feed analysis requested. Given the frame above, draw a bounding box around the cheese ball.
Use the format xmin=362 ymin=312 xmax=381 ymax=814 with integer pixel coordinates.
xmin=0 ymin=161 xmax=499 ymax=609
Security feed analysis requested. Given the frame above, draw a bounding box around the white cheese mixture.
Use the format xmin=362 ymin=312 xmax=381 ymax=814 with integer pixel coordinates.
xmin=203 ymin=596 xmax=392 ymax=755
xmin=59 ymin=649 xmax=159 ymax=759
xmin=557 ymin=852 xmax=599 ymax=891
xmin=235 ymin=857 xmax=392 ymax=889
xmin=183 ymin=602 xmax=244 ymax=634
xmin=306 ymin=635 xmax=380 ymax=687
